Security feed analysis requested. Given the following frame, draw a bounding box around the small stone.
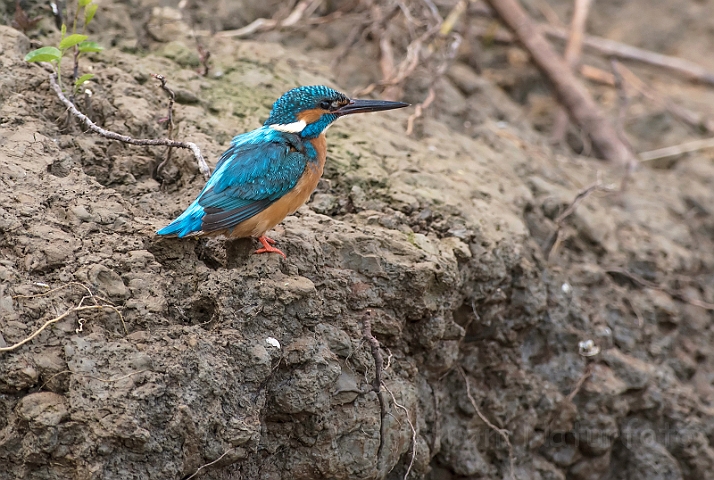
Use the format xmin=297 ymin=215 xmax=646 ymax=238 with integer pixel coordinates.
xmin=88 ymin=264 xmax=128 ymax=299
xmin=447 ymin=63 xmax=484 ymax=95
xmin=601 ymin=348 xmax=652 ymax=390
xmin=17 ymin=392 xmax=68 ymax=426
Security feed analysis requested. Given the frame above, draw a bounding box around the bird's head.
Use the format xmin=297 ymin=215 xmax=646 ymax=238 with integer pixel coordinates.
xmin=265 ymin=85 xmax=408 ymax=138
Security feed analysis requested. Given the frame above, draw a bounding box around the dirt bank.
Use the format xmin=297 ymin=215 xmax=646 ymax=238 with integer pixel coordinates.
xmin=2 ymin=1 xmax=714 ymax=479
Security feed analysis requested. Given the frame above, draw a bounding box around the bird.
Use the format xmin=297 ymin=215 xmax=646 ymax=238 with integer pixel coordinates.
xmin=157 ymin=85 xmax=409 ymax=258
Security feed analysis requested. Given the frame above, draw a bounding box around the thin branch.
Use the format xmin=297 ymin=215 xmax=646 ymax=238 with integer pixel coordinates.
xmin=406 ymin=87 xmax=435 ymax=135
xmin=606 ymin=267 xmax=714 ymax=310
xmin=543 ymin=24 xmax=714 ymax=86
xmin=48 ymin=73 xmax=210 ymax=180
xmin=457 ymin=367 xmax=515 ymax=480
xmin=544 ymin=176 xmax=616 ymax=260
xmin=639 ymin=137 xmax=714 ymax=162
xmin=215 ymin=0 xmax=321 ymax=38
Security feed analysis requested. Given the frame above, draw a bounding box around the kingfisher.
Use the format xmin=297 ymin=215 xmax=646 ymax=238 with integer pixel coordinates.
xmin=157 ymin=85 xmax=408 ymax=257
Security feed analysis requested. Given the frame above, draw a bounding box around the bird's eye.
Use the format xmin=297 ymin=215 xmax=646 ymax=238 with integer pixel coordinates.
xmin=319 ymin=100 xmax=331 ymax=110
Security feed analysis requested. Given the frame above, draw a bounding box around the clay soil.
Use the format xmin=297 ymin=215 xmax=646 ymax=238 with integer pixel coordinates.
xmin=2 ymin=1 xmax=714 ymax=479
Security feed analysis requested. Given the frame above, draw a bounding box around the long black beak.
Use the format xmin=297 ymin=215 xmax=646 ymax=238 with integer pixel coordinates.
xmin=336 ymin=99 xmax=410 ymax=116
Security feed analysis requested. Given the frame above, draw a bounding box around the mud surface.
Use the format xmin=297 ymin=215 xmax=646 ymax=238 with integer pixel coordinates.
xmin=2 ymin=1 xmax=714 ymax=479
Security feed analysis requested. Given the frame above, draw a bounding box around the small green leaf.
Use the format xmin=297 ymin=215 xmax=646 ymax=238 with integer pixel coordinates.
xmin=24 ymin=46 xmax=62 ymax=63
xmin=59 ymin=34 xmax=88 ymax=50
xmin=77 ymin=41 xmax=103 ymax=53
xmin=78 ymin=0 xmax=92 ymax=7
xmin=84 ymin=4 xmax=98 ymax=25
xmin=75 ymin=73 xmax=95 ymax=87
xmin=61 ymin=24 xmax=66 ymax=37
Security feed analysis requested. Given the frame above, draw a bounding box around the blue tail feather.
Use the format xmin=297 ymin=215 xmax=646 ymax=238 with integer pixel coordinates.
xmin=157 ymin=201 xmax=205 ymax=237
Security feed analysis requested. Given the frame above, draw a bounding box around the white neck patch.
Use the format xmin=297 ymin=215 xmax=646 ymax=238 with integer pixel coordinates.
xmin=270 ymin=120 xmax=307 ymax=133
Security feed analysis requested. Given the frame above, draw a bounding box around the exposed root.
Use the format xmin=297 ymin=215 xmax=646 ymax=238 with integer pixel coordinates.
xmin=457 ymin=366 xmax=516 ymax=480
xmin=2 ymin=283 xmax=126 ymax=353
xmin=382 ymin=382 xmax=418 ymax=480
xmin=48 ymin=73 xmax=210 ymax=180
xmin=183 ymin=447 xmax=235 ymax=480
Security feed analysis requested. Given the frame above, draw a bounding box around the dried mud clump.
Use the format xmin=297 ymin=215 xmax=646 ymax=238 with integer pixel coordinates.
xmin=2 ymin=5 xmax=714 ymax=479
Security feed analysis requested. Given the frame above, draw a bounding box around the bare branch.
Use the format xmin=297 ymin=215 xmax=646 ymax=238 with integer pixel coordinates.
xmin=639 ymin=137 xmax=714 ymax=162
xmin=48 ymin=73 xmax=210 ymax=180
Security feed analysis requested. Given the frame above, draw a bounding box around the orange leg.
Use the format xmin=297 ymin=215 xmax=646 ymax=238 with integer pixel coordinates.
xmin=255 ymin=235 xmax=286 ymax=258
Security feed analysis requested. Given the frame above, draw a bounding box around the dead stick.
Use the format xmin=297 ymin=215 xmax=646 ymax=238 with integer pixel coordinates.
xmin=543 ymin=25 xmax=714 ymax=86
xmin=48 ymin=73 xmax=210 ymax=179
xmin=484 ymin=0 xmax=636 ymax=166
xmin=639 ymin=137 xmax=714 ymax=162
xmin=551 ymin=0 xmax=593 ymax=144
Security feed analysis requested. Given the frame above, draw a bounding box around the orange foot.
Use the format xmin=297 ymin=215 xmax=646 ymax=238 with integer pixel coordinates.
xmin=255 ymin=235 xmax=286 ymax=258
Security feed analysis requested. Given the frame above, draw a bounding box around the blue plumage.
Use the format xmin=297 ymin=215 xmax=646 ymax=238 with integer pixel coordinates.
xmin=157 ymin=85 xmax=409 ymax=256
xmin=157 ymin=127 xmax=309 ymax=237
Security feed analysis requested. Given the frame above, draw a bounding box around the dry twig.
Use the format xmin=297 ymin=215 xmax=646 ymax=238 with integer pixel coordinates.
xmin=48 ymin=73 xmax=211 ymax=179
xmin=457 ymin=367 xmax=515 ymax=480
xmin=406 ymin=87 xmax=435 ymax=135
xmin=216 ymin=0 xmax=322 ymax=38
xmin=543 ymin=24 xmax=714 ymax=86
xmin=544 ymin=175 xmax=616 ymax=260
xmin=484 ymin=0 xmax=636 ymax=166
xmin=639 ymin=138 xmax=714 ymax=162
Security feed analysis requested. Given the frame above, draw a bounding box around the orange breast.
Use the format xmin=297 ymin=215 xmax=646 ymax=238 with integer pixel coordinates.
xmin=220 ymin=133 xmax=328 ymax=239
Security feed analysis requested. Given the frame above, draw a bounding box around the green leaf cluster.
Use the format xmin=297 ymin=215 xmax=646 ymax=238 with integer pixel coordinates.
xmin=23 ymin=0 xmax=103 ymax=92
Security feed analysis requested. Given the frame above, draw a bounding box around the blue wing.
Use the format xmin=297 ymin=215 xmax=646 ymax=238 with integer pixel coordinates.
xmin=157 ymin=127 xmax=308 ymax=237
